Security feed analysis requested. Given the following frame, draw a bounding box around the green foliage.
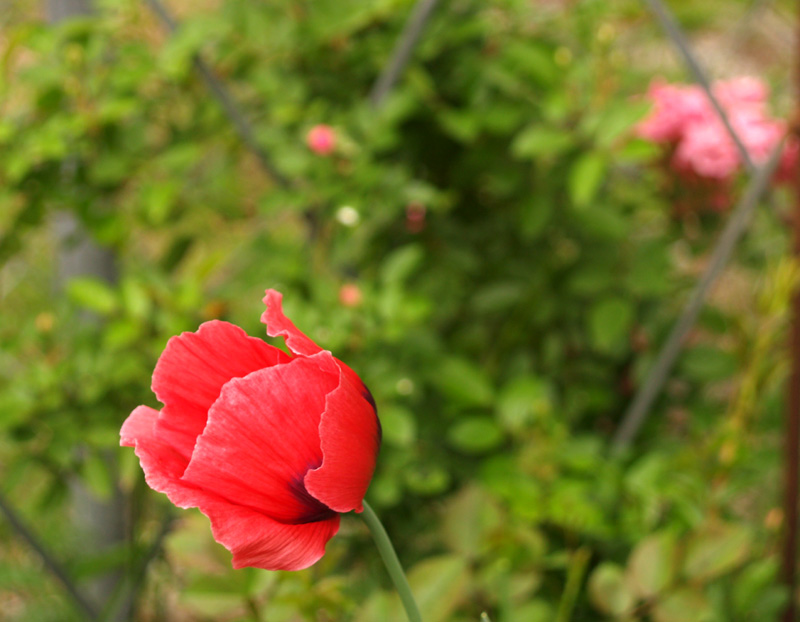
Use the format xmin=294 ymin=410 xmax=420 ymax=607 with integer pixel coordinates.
xmin=0 ymin=0 xmax=792 ymax=620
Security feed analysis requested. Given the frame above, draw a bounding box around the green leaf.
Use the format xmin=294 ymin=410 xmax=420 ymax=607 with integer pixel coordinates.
xmin=567 ymin=261 xmax=617 ymax=296
xmin=520 ymin=195 xmax=553 ymax=239
xmin=142 ymin=181 xmax=180 ymax=226
xmin=180 ymin=591 xmax=243 ymax=618
xmin=620 ymin=137 xmax=662 ymax=163
xmin=472 ymin=282 xmax=525 ymax=314
xmin=355 ymin=592 xmax=398 ymax=622
xmin=160 ymin=17 xmax=223 ymax=78
xmin=594 ymin=100 xmax=651 ymax=148
xmin=0 ymin=387 xmax=34 ymax=430
xmin=568 ymin=152 xmax=607 ymax=209
xmin=355 ymin=555 xmax=469 ymax=622
xmin=66 ymin=277 xmax=118 ymax=315
xmin=120 ymin=278 xmax=151 ymax=319
xmin=82 ymin=454 xmax=114 ymax=501
xmin=381 ymin=244 xmax=424 ymax=285
xmin=680 ymin=346 xmax=738 ymax=382
xmin=511 ymin=126 xmax=574 ymax=159
xmin=482 ymin=103 xmax=525 ymax=134
xmin=447 ymin=417 xmax=504 ymax=453
xmin=589 ymin=297 xmax=634 ymax=354
xmin=441 ymin=485 xmax=500 ymax=558
xmin=500 ymin=41 xmax=559 ymax=86
xmin=626 ymin=532 xmax=677 ymax=598
xmin=626 ymin=240 xmax=674 ymax=296
xmin=652 ymin=588 xmax=713 ymax=622
xmin=507 ymin=600 xmax=554 ymax=622
xmin=497 ymin=376 xmax=553 ymax=432
xmin=379 ymin=405 xmax=417 ymax=448
xmin=105 ymin=318 xmax=141 ymax=349
xmin=407 ymin=556 xmax=471 ymax=622
xmin=433 ymin=357 xmax=494 ymax=407
xmin=369 ymin=473 xmax=403 ymax=507
xmin=732 ymin=557 xmax=786 ymax=616
xmin=404 ymin=465 xmax=451 ymax=496
xmin=439 ymin=109 xmax=481 ymax=144
xmin=574 ymin=204 xmax=630 ymax=240
xmin=683 ymin=522 xmax=752 ymax=582
xmin=588 ymin=562 xmax=635 ymax=616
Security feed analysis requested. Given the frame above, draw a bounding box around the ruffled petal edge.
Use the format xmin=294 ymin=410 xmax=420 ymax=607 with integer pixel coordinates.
xmin=261 ymin=289 xmax=322 ymax=357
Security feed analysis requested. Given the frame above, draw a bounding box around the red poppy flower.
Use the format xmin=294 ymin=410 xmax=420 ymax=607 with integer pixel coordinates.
xmin=120 ymin=290 xmax=380 ymax=571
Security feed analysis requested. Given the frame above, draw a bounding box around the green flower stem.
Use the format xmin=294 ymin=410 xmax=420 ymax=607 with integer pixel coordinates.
xmin=360 ymin=500 xmax=422 ymax=622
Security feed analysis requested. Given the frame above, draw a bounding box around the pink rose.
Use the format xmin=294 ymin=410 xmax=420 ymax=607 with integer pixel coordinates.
xmin=638 ymin=81 xmax=712 ymax=143
xmin=673 ymin=120 xmax=740 ymax=179
xmin=732 ymin=110 xmax=785 ymax=165
xmin=713 ymin=77 xmax=768 ymax=113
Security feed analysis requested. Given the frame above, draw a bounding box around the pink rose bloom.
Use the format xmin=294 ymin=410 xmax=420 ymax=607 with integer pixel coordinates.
xmin=673 ymin=120 xmax=740 ymax=179
xmin=306 ymin=124 xmax=336 ymax=156
xmin=637 ymin=81 xmax=712 ymax=143
xmin=732 ymin=110 xmax=785 ymax=165
xmin=640 ymin=76 xmax=789 ymax=183
xmin=713 ymin=77 xmax=768 ymax=113
xmin=672 ymin=110 xmax=785 ymax=180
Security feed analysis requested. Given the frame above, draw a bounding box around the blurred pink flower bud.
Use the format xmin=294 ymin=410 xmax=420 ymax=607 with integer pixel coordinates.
xmin=405 ymin=202 xmax=427 ymax=233
xmin=339 ymin=284 xmax=363 ymax=307
xmin=306 ymin=125 xmax=336 ymax=156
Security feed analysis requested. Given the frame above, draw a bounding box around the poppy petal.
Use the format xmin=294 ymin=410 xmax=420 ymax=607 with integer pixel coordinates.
xmin=198 ymin=497 xmax=340 ymax=571
xmin=122 ymin=406 xmax=338 ymax=571
xmin=120 ymin=405 xmax=213 ymax=508
xmin=261 ymin=289 xmax=322 ymax=356
xmin=304 ymin=362 xmax=381 ymax=514
xmin=152 ymin=320 xmax=290 ymax=458
xmin=182 ymin=352 xmax=340 ymax=524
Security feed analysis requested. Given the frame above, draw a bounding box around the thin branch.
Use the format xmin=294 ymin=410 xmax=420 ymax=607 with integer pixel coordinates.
xmin=142 ymin=0 xmax=291 ymax=188
xmin=369 ymin=0 xmax=441 ymax=108
xmin=0 ymin=489 xmax=98 ymax=620
xmin=642 ymin=0 xmax=756 ymax=172
xmin=612 ymin=137 xmax=786 ymax=452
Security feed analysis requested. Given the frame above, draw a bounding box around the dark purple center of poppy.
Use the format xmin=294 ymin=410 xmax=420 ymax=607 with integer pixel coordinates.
xmin=361 ymin=384 xmax=382 ymax=443
xmin=283 ymin=383 xmax=380 ymax=525
xmin=286 ymin=465 xmax=337 ymax=524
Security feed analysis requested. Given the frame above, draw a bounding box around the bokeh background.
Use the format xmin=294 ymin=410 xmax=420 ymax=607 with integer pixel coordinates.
xmin=1 ymin=0 xmax=798 ymax=620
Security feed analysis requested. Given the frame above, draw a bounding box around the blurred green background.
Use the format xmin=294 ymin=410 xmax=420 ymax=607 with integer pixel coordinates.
xmin=0 ymin=0 xmax=797 ymax=620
